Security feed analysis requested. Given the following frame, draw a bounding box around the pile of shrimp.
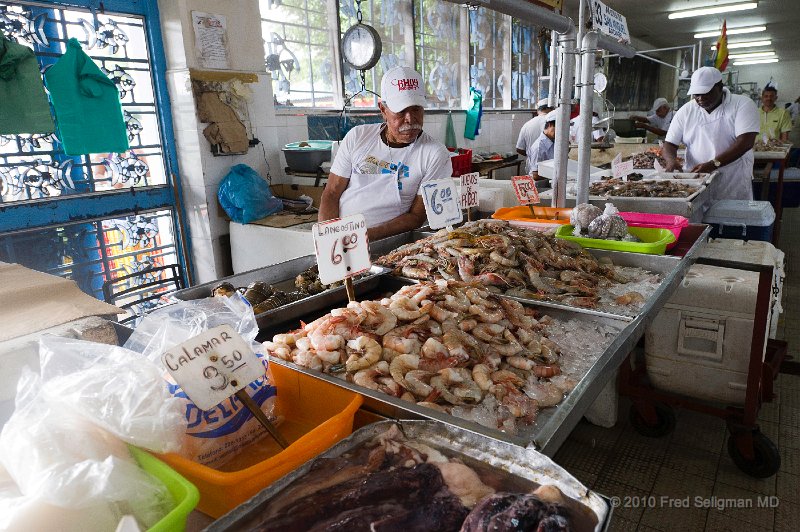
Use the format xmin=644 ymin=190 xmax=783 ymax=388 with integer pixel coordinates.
xmin=263 ymin=280 xmax=579 ymax=431
xmin=375 ymin=220 xmax=630 ymax=309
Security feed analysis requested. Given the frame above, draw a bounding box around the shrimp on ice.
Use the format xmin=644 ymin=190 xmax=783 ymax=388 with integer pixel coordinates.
xmin=353 ymin=360 xmax=390 ymax=390
xmin=389 ymin=297 xmax=431 ymax=321
xmin=389 ymin=353 xmax=420 ymax=388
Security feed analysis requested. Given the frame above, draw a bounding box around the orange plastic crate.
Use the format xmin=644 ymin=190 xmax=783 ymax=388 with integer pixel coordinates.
xmin=492 ymin=205 xmax=573 ymax=226
xmin=154 ymin=363 xmax=362 ymax=518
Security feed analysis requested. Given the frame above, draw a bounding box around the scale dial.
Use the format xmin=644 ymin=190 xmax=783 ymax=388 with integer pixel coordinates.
xmin=342 ymin=23 xmax=382 ymax=70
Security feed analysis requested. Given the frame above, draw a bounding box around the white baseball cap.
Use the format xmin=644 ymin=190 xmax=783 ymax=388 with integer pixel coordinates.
xmin=380 ymin=66 xmax=427 ymax=113
xmin=687 ymin=67 xmax=723 ymax=96
xmin=545 ymin=110 xmax=558 ymax=123
xmin=651 ymin=97 xmax=670 ymax=113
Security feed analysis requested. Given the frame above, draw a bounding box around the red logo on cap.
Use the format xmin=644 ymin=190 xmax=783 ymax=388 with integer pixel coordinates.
xmin=394 ymin=78 xmax=419 ymax=91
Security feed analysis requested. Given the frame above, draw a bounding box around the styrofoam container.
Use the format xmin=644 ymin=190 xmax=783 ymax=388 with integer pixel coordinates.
xmin=702 ymin=200 xmax=775 ymax=241
xmin=538 ymin=159 xmax=602 ymax=180
xmin=645 ymin=264 xmax=768 ymax=405
xmin=700 ymin=238 xmax=785 ymax=339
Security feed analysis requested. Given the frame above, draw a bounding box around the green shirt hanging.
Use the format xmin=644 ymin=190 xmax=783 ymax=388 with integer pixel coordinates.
xmin=0 ymin=34 xmax=55 ymax=135
xmin=44 ymin=38 xmax=129 ymax=155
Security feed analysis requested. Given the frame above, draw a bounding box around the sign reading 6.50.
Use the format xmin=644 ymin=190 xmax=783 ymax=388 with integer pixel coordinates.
xmin=421 ymin=178 xmax=463 ymax=230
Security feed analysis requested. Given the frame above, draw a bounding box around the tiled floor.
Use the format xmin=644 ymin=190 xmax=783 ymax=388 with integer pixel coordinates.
xmin=555 ymin=208 xmax=800 ymax=531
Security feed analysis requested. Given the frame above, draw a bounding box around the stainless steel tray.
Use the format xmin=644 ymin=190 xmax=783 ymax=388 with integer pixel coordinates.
xmin=207 ymin=420 xmax=612 ymax=532
xmin=173 ymin=258 xmax=389 ymax=331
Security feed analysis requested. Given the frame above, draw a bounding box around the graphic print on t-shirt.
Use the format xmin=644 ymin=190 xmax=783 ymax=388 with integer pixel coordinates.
xmin=357 ymin=155 xmax=410 ymax=190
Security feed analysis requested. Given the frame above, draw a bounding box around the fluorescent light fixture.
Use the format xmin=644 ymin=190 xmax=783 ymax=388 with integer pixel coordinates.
xmin=711 ymin=40 xmax=771 ymax=50
xmin=670 ymin=2 xmax=757 ymax=20
xmin=728 ymin=51 xmax=775 ymax=58
xmin=733 ymin=58 xmax=779 ymax=65
xmin=694 ymin=25 xmax=766 ymax=38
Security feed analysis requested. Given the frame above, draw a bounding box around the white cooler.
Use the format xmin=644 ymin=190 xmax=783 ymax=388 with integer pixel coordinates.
xmin=644 ymin=264 xmax=771 ymax=405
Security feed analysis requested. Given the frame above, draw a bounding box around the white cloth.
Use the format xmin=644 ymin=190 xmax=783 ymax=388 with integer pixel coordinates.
xmin=789 ymin=102 xmax=800 ymax=124
xmin=330 ymin=123 xmax=452 ymax=228
xmin=526 ymin=132 xmax=555 ymax=174
xmin=516 ymin=114 xmax=548 ymax=155
xmin=666 ymin=88 xmax=759 ymax=201
xmin=645 ymin=110 xmax=674 ymax=134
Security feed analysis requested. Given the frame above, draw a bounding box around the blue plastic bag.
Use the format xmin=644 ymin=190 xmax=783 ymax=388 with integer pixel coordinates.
xmin=217 ymin=164 xmax=283 ymax=223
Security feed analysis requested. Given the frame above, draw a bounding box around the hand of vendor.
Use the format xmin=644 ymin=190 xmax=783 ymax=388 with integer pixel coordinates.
xmin=318 ymin=66 xmax=453 ymax=241
xmin=690 ymin=161 xmax=719 ymax=174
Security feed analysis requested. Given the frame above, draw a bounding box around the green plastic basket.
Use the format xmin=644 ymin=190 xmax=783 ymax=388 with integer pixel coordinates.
xmin=554 ymin=224 xmax=676 ymax=255
xmin=129 ymin=446 xmax=200 ymax=532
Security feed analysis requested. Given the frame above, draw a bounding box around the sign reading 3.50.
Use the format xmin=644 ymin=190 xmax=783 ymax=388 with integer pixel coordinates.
xmin=421 ymin=178 xmax=464 ymax=229
xmin=313 ymin=214 xmax=372 ymax=285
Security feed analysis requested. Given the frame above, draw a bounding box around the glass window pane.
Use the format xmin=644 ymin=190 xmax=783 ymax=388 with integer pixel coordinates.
xmin=469 ymin=8 xmax=508 ymax=110
xmin=414 ymin=0 xmax=461 ymax=109
xmin=511 ymin=20 xmax=539 ymax=110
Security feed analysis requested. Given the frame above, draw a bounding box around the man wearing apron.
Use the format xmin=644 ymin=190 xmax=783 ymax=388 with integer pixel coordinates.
xmin=320 ymin=66 xmax=453 ymax=240
xmin=663 ymin=67 xmax=759 ymax=202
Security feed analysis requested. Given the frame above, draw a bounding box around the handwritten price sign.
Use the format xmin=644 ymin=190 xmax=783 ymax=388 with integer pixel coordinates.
xmin=459 ymin=172 xmax=480 ymax=209
xmin=313 ymin=214 xmax=371 ymax=285
xmin=612 ymin=153 xmax=635 ymax=181
xmin=422 ymin=178 xmax=464 ymax=229
xmin=161 ymin=325 xmax=265 ymax=411
xmin=511 ymin=175 xmax=540 ymax=205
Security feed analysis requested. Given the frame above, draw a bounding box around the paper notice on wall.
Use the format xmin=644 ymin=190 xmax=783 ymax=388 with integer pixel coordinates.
xmin=192 ymin=12 xmax=229 ymax=70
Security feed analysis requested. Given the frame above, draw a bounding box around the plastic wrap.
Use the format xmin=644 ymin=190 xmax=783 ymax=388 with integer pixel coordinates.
xmin=0 ymin=371 xmax=173 ymax=531
xmin=37 ymin=336 xmax=183 ymax=453
xmin=123 ymin=296 xmax=279 ymax=468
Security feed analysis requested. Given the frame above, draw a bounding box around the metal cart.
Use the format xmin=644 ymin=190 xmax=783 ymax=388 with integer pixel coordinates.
xmin=619 ymin=256 xmax=795 ymax=478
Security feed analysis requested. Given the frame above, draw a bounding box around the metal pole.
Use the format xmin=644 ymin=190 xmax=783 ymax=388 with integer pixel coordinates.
xmin=577 ymin=31 xmax=600 ymax=205
xmin=552 ymin=27 xmax=577 ymax=209
xmin=575 ymin=0 xmax=587 ymax=94
xmin=549 ymin=30 xmax=558 ymax=107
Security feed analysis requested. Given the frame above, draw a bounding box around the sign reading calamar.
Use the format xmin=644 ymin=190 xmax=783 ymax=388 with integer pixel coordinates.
xmin=590 ymin=1 xmax=630 ymax=44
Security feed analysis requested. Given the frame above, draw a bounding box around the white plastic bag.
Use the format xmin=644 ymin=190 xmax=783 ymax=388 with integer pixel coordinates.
xmin=0 ymin=371 xmax=173 ymax=531
xmin=37 ymin=336 xmax=183 ymax=454
xmin=123 ymin=296 xmax=279 ymax=468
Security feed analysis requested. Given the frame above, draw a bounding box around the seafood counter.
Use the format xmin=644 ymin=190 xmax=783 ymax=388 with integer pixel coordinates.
xmin=259 ymin=225 xmax=710 ymax=453
xmin=209 ymin=421 xmax=611 ymax=532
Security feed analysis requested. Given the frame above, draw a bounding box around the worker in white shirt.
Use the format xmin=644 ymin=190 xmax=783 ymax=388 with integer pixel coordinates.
xmin=663 ymin=67 xmax=759 ymax=201
xmin=516 ymin=99 xmax=554 ymax=173
xmin=631 ymin=97 xmax=673 ymax=138
xmin=526 ymin=110 xmax=557 ymax=179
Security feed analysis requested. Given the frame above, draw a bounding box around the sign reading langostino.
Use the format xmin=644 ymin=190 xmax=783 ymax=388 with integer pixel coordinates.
xmin=161 ymin=324 xmax=265 ymax=411
xmin=312 ymin=213 xmax=371 ymax=285
xmin=590 ymin=0 xmax=630 ymax=43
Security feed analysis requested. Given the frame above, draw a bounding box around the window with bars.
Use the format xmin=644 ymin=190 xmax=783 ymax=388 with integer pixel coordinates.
xmin=468 ymin=8 xmax=509 ymax=110
xmin=511 ymin=19 xmax=539 ymax=109
xmin=338 ymin=0 xmax=413 ymax=108
xmin=0 ymin=1 xmax=184 ymax=322
xmin=258 ymin=0 xmax=543 ymax=111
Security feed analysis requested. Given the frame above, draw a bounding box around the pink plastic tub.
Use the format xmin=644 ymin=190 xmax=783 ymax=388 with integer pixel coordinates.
xmin=619 ymin=212 xmax=689 ymax=251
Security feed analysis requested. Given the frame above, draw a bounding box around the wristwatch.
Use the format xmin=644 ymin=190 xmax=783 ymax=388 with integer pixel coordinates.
xmin=712 ymin=159 xmax=722 ymax=168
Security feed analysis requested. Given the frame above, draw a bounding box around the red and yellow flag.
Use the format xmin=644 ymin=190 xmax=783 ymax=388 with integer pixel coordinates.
xmin=715 ymin=21 xmax=729 ymax=71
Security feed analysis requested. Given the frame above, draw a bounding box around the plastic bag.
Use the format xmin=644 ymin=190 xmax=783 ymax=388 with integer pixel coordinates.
xmin=218 ymin=164 xmax=283 ymax=223
xmin=0 ymin=370 xmax=173 ymax=531
xmin=123 ymin=296 xmax=279 ymax=468
xmin=37 ymin=336 xmax=183 ymax=454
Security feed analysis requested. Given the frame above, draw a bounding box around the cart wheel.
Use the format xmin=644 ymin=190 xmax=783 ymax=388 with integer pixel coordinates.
xmin=727 ymin=432 xmax=781 ymax=478
xmin=629 ymin=402 xmax=676 ymax=438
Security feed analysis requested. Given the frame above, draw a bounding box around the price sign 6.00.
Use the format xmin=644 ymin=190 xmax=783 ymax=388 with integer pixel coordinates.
xmin=313 ymin=214 xmax=372 ymax=285
xmin=421 ymin=178 xmax=463 ymax=229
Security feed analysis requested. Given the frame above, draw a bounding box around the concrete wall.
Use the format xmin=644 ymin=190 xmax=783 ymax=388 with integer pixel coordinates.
xmin=732 ymin=60 xmax=800 ymax=107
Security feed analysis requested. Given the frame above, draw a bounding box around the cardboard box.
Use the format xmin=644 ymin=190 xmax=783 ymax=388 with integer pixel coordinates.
xmin=271 ymin=183 xmax=324 ymax=207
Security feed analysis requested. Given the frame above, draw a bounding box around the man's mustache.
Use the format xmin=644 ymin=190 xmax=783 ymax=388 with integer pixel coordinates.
xmin=399 ymin=124 xmax=423 ymax=132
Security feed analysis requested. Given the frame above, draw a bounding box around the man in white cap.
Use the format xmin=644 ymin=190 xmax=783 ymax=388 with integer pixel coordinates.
xmin=663 ymin=66 xmax=759 ymax=201
xmin=320 ymin=66 xmax=452 ymax=240
xmin=525 ymin=110 xmax=557 ymax=179
xmin=516 ymin=99 xmax=554 ymax=170
xmin=631 ymin=97 xmax=673 ymax=138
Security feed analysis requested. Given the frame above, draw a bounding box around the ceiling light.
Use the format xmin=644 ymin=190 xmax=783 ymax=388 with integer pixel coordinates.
xmin=711 ymin=40 xmax=771 ymax=50
xmin=670 ymin=2 xmax=757 ymax=20
xmin=733 ymin=58 xmax=779 ymax=65
xmin=728 ymin=51 xmax=775 ymax=58
xmin=694 ymin=25 xmax=766 ymax=38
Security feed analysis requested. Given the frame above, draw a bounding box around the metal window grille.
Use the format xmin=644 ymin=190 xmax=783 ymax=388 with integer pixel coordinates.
xmin=0 ymin=1 xmax=185 ymax=314
xmin=413 ymin=0 xmax=463 ymax=109
xmin=511 ymin=19 xmax=538 ymax=109
xmin=468 ymin=8 xmax=509 ymax=110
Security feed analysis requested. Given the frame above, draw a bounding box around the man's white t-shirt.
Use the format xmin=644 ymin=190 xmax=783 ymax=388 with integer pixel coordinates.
xmin=330 ymin=123 xmax=452 ymax=228
xmin=517 ymin=114 xmax=548 ymax=156
xmin=666 ymin=88 xmax=759 ymax=201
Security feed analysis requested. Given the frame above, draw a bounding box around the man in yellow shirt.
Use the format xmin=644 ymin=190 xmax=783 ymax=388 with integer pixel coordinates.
xmin=759 ymin=86 xmax=791 ymax=141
